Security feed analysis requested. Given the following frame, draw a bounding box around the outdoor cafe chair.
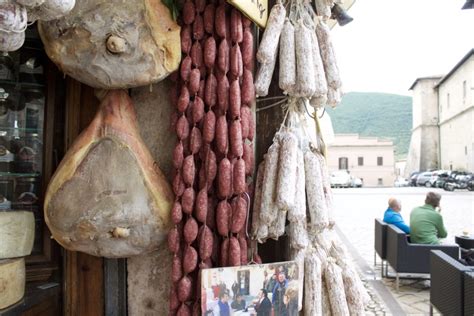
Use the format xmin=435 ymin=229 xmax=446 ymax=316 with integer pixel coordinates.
xmin=374 ymin=218 xmax=388 ymax=277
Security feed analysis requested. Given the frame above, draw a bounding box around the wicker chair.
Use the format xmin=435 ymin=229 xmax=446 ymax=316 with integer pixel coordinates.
xmin=430 ymin=250 xmax=474 ymax=316
xmin=374 ymin=218 xmax=388 ymax=277
xmin=386 ymin=225 xmax=460 ymax=291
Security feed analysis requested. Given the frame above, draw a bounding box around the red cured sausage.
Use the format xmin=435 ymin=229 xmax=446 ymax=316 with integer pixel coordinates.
xmin=231 ymin=195 xmax=247 ymax=233
xmin=177 ymin=276 xmax=192 ymax=302
xmin=171 ymin=200 xmax=183 ymax=224
xmin=229 ymin=80 xmax=241 ymax=119
xmin=220 ymin=238 xmax=229 ymax=266
xmin=180 ymin=56 xmax=192 ymax=83
xmin=182 ymin=155 xmax=195 ymax=186
xmin=238 ymin=236 xmax=248 ymax=265
xmin=215 ymin=116 xmax=228 ymax=154
xmin=216 ymin=200 xmax=231 ymax=236
xmin=168 ymin=227 xmax=180 ymax=254
xmin=184 ymin=217 xmax=199 ymax=244
xmin=204 ymin=73 xmax=217 ymax=108
xmin=217 ymin=75 xmax=229 ymax=113
xmin=215 ymin=4 xmax=226 ymax=38
xmin=243 ymin=143 xmax=254 ymax=175
xmin=176 ymin=115 xmax=190 ymax=140
xmin=182 ymin=187 xmax=196 ymax=214
xmin=189 ymin=69 xmax=200 ymax=95
xmin=199 ymin=225 xmax=213 ymax=260
xmin=190 ymin=41 xmax=203 ymax=68
xmin=241 ymin=69 xmax=255 ymax=105
xmin=183 ymin=0 xmax=195 ymax=25
xmin=193 ymin=96 xmax=205 ymax=124
xmin=195 ymin=188 xmax=208 ymax=223
xmin=183 ymin=245 xmax=198 ymax=274
xmin=192 ymin=14 xmax=204 ymax=40
xmin=205 ymin=150 xmax=217 ymax=185
xmin=172 ymin=255 xmax=183 ymax=282
xmin=217 ymin=39 xmax=229 ymax=74
xmin=173 ymin=172 xmax=185 ymax=197
xmin=218 ymin=158 xmax=232 ymax=198
xmin=242 ymin=28 xmax=254 ymax=69
xmin=181 ymin=25 xmax=192 ymax=55
xmin=230 ymin=9 xmax=243 ymax=43
xmin=190 ymin=127 xmax=202 ymax=154
xmin=203 ymin=4 xmax=215 ymax=35
xmin=173 ymin=142 xmax=184 ymax=169
xmin=228 ymin=237 xmax=241 ymax=266
xmin=230 ymin=45 xmax=243 ymax=78
xmin=204 ymin=37 xmax=216 ymax=69
xmin=202 ymin=110 xmax=216 ymax=143
xmin=177 ymin=85 xmax=190 ymax=113
xmin=230 ymin=120 xmax=243 ymax=157
xmin=232 ymin=158 xmax=246 ymax=195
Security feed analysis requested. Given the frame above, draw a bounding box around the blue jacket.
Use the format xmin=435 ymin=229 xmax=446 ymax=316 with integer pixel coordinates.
xmin=383 ymin=208 xmax=410 ymax=234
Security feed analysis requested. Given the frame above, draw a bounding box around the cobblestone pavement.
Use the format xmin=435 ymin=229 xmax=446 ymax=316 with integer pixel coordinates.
xmin=332 ymin=187 xmax=474 ymax=315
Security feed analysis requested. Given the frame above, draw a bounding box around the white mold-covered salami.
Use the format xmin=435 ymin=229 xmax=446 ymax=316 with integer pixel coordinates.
xmin=28 ymin=0 xmax=75 ymax=22
xmin=316 ymin=20 xmax=342 ymax=90
xmin=315 ymin=151 xmax=335 ymax=226
xmin=278 ymin=19 xmax=296 ymax=93
xmin=0 ymin=2 xmax=27 ymax=32
xmin=310 ymin=30 xmax=328 ymax=103
xmin=315 ymin=0 xmax=331 ymax=18
xmin=325 ymin=260 xmax=350 ymax=316
xmin=327 ymin=85 xmax=342 ymax=108
xmin=256 ymin=224 xmax=269 ymax=243
xmin=289 ymin=220 xmax=308 ymax=250
xmin=251 ymin=161 xmax=265 ymax=238
xmin=16 ymin=0 xmax=45 ymax=8
xmin=340 ymin=263 xmax=368 ymax=315
xmin=273 ymin=209 xmax=287 ymax=239
xmin=256 ymin=3 xmax=285 ymax=64
xmin=0 ymin=29 xmax=25 ymax=51
xmin=289 ymin=248 xmax=305 ymax=311
xmin=276 ymin=132 xmax=298 ymax=211
xmin=258 ymin=141 xmax=280 ymax=225
xmin=310 ymin=94 xmax=328 ymax=109
xmin=304 ymin=150 xmax=328 ymax=230
xmin=322 ymin=279 xmax=333 ymax=316
xmin=288 ymin=149 xmax=306 ymax=223
xmin=295 ymin=22 xmax=315 ymax=98
xmin=254 ymin=48 xmax=277 ymax=97
xmin=304 ymin=250 xmax=322 ymax=316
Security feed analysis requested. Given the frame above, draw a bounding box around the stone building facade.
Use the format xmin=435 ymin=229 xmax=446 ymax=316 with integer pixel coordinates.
xmin=327 ymin=134 xmax=396 ymax=187
xmin=405 ymin=49 xmax=474 ymax=176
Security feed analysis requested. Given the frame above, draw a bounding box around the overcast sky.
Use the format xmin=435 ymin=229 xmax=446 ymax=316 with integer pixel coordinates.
xmin=331 ymin=0 xmax=474 ymax=96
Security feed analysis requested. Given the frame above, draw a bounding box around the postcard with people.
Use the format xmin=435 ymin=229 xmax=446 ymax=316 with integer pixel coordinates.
xmin=201 ymin=261 xmax=301 ymax=316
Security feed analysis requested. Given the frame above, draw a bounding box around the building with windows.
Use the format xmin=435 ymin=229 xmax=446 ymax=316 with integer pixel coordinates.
xmin=327 ymin=134 xmax=396 ymax=187
xmin=405 ymin=49 xmax=474 ymax=175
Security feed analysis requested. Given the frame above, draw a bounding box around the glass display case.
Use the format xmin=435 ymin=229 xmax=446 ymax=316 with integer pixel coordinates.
xmin=0 ymin=43 xmax=46 ymax=256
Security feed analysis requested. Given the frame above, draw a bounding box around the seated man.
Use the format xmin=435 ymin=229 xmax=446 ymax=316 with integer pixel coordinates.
xmin=410 ymin=192 xmax=447 ymax=244
xmin=230 ymin=293 xmax=246 ymax=311
xmin=383 ymin=197 xmax=410 ymax=234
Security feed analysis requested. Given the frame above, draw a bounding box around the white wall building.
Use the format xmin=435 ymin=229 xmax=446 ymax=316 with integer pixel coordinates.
xmin=327 ymin=134 xmax=396 ymax=187
xmin=405 ymin=49 xmax=474 ymax=175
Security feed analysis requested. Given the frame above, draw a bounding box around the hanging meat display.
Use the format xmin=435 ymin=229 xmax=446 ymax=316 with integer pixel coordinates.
xmin=37 ymin=0 xmax=181 ymax=89
xmin=168 ymin=0 xmax=256 ymax=313
xmin=44 ymin=90 xmax=174 ymax=258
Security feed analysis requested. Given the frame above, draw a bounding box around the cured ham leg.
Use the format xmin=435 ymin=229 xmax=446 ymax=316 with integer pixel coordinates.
xmin=44 ymin=90 xmax=174 ymax=258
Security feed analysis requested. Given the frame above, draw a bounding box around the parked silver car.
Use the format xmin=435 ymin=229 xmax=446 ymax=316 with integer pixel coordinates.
xmin=416 ymin=171 xmax=433 ymax=186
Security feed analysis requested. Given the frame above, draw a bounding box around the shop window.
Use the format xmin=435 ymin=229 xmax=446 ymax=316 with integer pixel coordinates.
xmin=358 ymin=157 xmax=364 ymax=166
xmin=377 ymin=156 xmax=383 ymax=166
xmin=338 ymin=157 xmax=348 ymax=170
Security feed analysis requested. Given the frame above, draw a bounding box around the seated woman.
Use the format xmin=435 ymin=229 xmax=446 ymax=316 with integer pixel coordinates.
xmin=383 ymin=197 xmax=410 ymax=234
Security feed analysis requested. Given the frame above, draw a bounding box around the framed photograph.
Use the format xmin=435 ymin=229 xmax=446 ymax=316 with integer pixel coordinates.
xmin=201 ymin=261 xmax=301 ymax=316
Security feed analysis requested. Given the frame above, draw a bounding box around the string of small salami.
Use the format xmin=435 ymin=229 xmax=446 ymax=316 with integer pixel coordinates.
xmin=251 ymin=0 xmax=370 ymax=315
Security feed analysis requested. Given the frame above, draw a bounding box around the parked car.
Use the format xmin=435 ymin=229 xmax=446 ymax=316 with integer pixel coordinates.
xmin=434 ymin=171 xmax=451 ymax=188
xmin=429 ymin=170 xmax=450 ymax=187
xmin=468 ymin=175 xmax=474 ymax=191
xmin=330 ymin=170 xmax=352 ymax=188
xmin=351 ymin=177 xmax=363 ymax=188
xmin=394 ymin=177 xmax=409 ymax=187
xmin=409 ymin=172 xmax=420 ymax=186
xmin=416 ymin=171 xmax=433 ymax=187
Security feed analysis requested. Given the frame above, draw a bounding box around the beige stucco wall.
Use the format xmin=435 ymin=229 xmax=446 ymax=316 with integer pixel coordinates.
xmin=327 ymin=134 xmax=396 ymax=187
xmin=438 ymin=54 xmax=474 ymax=172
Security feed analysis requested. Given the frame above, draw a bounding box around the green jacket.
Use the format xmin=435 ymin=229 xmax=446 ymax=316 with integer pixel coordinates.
xmin=409 ymin=204 xmax=447 ymax=244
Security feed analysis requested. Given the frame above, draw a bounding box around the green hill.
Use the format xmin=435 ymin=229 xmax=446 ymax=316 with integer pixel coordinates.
xmin=326 ymin=92 xmax=412 ymax=160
